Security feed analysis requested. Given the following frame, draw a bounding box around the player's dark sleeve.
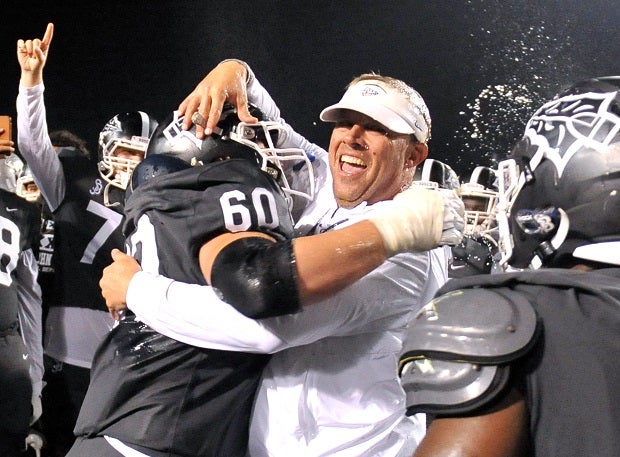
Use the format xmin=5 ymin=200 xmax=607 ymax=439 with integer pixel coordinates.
xmin=211 ymin=237 xmax=301 ymax=319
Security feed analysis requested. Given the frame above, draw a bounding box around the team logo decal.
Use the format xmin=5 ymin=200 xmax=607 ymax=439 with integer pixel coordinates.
xmin=515 ymin=207 xmax=561 ymax=237
xmin=525 ymin=91 xmax=620 ymax=177
xmin=90 ymin=178 xmax=104 ymax=195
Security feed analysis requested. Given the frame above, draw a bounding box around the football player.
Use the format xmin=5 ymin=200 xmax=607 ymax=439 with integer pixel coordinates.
xmin=97 ymin=111 xmax=159 ymax=207
xmin=412 ymin=158 xmax=462 ymax=294
xmin=15 ymin=164 xmax=41 ymax=203
xmin=16 ymin=23 xmax=157 ymax=456
xmin=400 ymin=76 xmax=620 ymax=457
xmin=0 ymin=151 xmax=44 ymax=456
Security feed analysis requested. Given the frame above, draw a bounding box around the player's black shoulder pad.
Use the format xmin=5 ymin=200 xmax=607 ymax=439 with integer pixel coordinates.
xmin=399 ymin=286 xmax=540 ymax=415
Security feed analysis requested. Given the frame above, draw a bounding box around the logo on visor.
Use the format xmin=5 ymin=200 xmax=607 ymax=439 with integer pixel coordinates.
xmin=360 ymin=86 xmax=382 ymax=97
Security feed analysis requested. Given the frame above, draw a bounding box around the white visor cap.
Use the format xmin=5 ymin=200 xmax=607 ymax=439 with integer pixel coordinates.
xmin=320 ymin=79 xmax=431 ymax=143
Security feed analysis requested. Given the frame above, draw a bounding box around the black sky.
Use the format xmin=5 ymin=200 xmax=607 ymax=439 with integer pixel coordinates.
xmin=2 ymin=0 xmax=618 ymax=178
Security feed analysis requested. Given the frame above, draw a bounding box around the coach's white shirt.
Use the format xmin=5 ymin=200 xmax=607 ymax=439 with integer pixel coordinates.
xmin=127 ymin=192 xmax=443 ymax=456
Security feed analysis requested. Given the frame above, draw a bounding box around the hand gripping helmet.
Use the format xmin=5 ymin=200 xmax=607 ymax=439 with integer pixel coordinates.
xmin=459 ymin=166 xmax=499 ymax=238
xmin=145 ymin=105 xmax=314 ymax=207
xmin=496 ymin=76 xmax=620 ymax=269
xmin=98 ymin=111 xmax=159 ymax=192
xmin=412 ymin=158 xmax=460 ymax=190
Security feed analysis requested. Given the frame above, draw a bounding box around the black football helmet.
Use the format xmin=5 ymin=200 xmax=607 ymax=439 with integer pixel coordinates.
xmin=146 ymin=105 xmax=314 ymax=206
xmin=497 ymin=76 xmax=620 ymax=269
xmin=412 ymin=159 xmax=460 ymax=190
xmin=98 ymin=111 xmax=159 ymax=196
xmin=125 ymin=154 xmax=191 ymax=201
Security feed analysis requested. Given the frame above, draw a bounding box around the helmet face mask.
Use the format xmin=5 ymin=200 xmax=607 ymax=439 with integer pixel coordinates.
xmin=98 ymin=138 xmax=148 ymax=190
xmin=497 ymin=77 xmax=620 ymax=269
xmin=459 ymin=166 xmax=499 ymax=239
xmin=0 ymin=155 xmax=41 ymax=202
xmin=460 ymin=182 xmax=498 ymax=238
xmin=98 ymin=112 xmax=158 ymax=201
xmin=231 ymin=120 xmax=315 ymax=204
xmin=16 ymin=166 xmax=41 ymax=202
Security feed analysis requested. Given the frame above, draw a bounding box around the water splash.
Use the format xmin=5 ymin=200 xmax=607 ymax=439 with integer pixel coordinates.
xmin=448 ymin=4 xmax=581 ymax=176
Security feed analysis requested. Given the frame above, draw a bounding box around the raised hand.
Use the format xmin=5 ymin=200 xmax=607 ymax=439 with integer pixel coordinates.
xmin=17 ymin=22 xmax=54 ymax=87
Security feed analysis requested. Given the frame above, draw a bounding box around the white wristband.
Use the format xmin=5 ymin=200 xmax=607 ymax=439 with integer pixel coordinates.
xmin=369 ymin=186 xmax=444 ymax=257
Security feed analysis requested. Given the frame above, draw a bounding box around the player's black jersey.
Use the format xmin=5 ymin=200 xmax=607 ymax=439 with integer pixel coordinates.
xmin=0 ymin=188 xmax=41 ymax=331
xmin=75 ymin=159 xmax=295 ymax=457
xmin=435 ymin=269 xmax=620 ymax=456
xmin=49 ymin=155 xmax=125 ymax=311
xmin=36 ymin=201 xmax=55 ymax=317
xmin=123 ymin=158 xmax=294 ymax=283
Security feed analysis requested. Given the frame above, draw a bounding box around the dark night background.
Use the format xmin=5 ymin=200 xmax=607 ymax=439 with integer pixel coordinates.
xmin=1 ymin=0 xmax=618 ymax=178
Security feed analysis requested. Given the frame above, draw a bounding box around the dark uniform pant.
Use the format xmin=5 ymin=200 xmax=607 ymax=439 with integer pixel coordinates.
xmin=0 ymin=332 xmax=32 ymax=457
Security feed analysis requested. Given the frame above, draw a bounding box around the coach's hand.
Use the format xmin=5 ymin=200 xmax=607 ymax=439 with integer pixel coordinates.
xmin=100 ymin=249 xmax=142 ymax=320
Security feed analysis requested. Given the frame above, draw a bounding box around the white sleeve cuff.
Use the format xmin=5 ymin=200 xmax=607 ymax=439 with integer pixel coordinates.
xmin=126 ymin=271 xmax=284 ymax=352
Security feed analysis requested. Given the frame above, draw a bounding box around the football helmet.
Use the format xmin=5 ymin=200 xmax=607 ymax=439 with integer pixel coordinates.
xmin=98 ymin=111 xmax=158 ymax=194
xmin=412 ymin=159 xmax=460 ymax=190
xmin=460 ymin=166 xmax=499 ymax=238
xmin=126 ymin=154 xmax=191 ymax=200
xmin=497 ymin=76 xmax=620 ymax=269
xmin=16 ymin=164 xmax=41 ymax=202
xmin=146 ymin=105 xmax=314 ymax=206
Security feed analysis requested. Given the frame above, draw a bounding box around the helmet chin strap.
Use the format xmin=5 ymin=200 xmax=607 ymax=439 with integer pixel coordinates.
xmin=529 ymin=208 xmax=570 ymax=269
